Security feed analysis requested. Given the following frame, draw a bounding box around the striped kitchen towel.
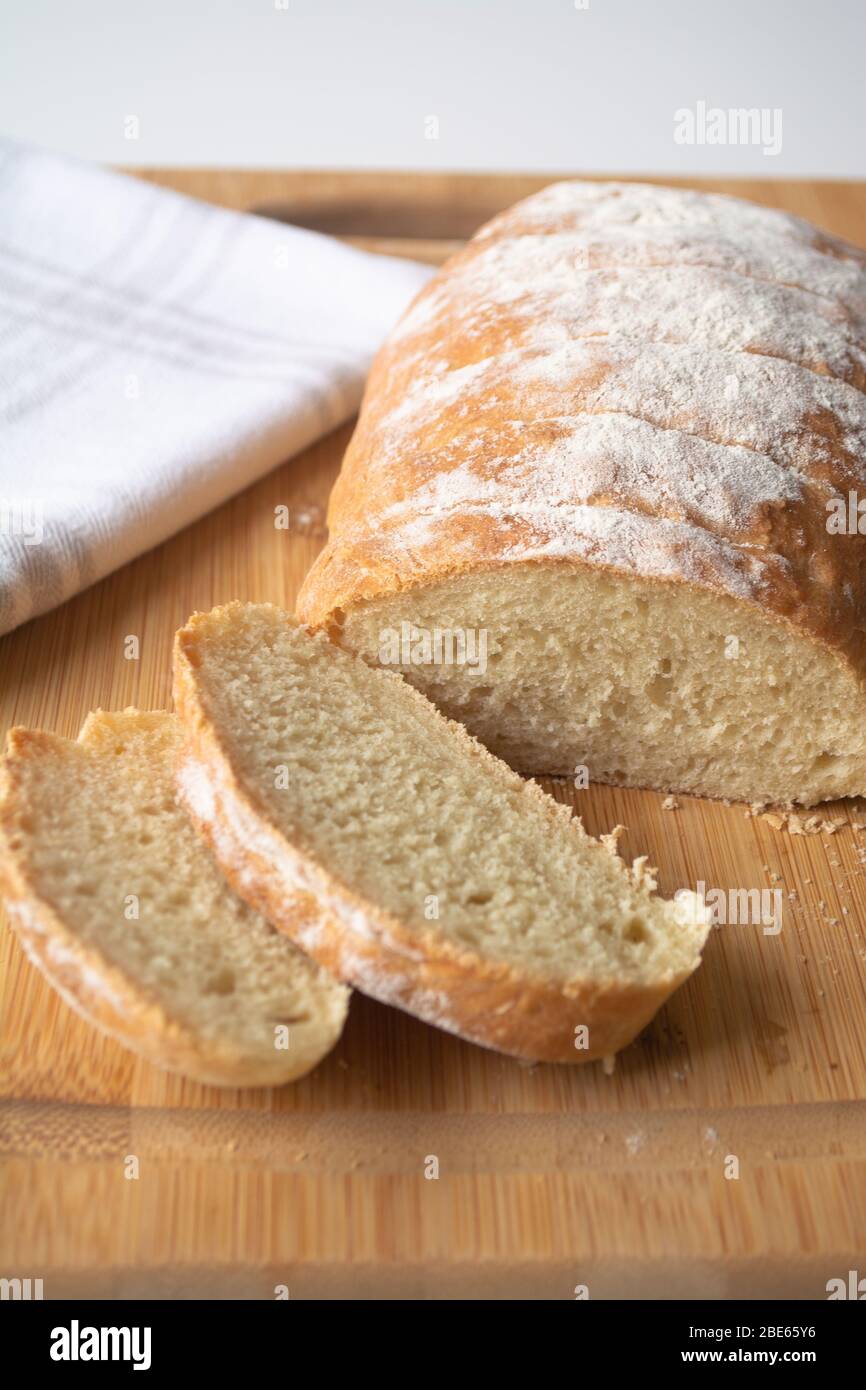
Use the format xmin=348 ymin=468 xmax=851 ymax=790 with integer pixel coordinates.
xmin=0 ymin=140 xmax=432 ymax=636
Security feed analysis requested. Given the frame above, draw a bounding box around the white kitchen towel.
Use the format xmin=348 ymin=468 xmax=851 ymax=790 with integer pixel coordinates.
xmin=0 ymin=140 xmax=433 ymax=637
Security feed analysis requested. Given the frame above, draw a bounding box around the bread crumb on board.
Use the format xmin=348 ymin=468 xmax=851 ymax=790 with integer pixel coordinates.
xmin=758 ymin=809 xmax=847 ymax=835
xmin=599 ymin=824 xmax=626 ymax=856
xmin=662 ymin=796 xmax=679 ymax=811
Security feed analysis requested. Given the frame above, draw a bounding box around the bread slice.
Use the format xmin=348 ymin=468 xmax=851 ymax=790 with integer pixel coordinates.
xmin=0 ymin=710 xmax=349 ymax=1086
xmin=173 ymin=602 xmax=710 ymax=1064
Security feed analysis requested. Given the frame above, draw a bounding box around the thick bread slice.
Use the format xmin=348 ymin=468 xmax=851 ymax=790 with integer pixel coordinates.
xmin=173 ymin=602 xmax=710 ymax=1064
xmin=0 ymin=710 xmax=349 ymax=1086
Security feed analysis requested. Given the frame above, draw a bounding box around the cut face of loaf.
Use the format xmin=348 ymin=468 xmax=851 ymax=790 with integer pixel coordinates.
xmin=326 ymin=567 xmax=866 ymax=805
xmin=296 ymin=180 xmax=866 ymax=806
xmin=0 ymin=711 xmax=349 ymax=1086
xmin=173 ymin=603 xmax=710 ymax=1064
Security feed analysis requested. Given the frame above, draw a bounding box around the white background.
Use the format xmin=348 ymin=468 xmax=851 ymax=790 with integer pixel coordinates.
xmin=1 ymin=0 xmax=864 ymax=176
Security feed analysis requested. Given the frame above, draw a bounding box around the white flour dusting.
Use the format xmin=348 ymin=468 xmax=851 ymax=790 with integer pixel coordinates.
xmin=311 ymin=180 xmax=866 ymax=648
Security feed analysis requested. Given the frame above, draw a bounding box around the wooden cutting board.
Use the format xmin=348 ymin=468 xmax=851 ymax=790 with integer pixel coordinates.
xmin=2 ymin=171 xmax=866 ymax=1301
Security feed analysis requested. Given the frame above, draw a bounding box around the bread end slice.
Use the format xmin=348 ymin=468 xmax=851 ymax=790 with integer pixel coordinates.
xmin=0 ymin=710 xmax=349 ymax=1087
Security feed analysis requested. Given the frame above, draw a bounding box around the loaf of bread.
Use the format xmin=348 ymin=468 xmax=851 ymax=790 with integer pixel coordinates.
xmin=0 ymin=710 xmax=349 ymax=1085
xmin=297 ymin=181 xmax=866 ymax=806
xmin=173 ymin=602 xmax=709 ymax=1064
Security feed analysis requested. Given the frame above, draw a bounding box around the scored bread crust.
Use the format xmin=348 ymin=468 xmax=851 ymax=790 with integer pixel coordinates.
xmin=173 ymin=605 xmax=709 ymax=1064
xmin=0 ymin=714 xmax=349 ymax=1087
xmin=296 ymin=181 xmax=866 ymax=739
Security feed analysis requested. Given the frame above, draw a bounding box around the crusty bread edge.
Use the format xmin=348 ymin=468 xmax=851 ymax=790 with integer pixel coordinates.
xmin=172 ymin=604 xmax=710 ymax=1065
xmin=0 ymin=724 xmax=345 ymax=1088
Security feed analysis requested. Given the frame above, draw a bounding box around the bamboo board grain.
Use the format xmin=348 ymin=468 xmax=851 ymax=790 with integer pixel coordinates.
xmin=2 ymin=171 xmax=866 ymax=1300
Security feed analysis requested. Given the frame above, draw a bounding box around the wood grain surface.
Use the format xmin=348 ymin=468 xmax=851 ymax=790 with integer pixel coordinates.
xmin=2 ymin=171 xmax=866 ymax=1300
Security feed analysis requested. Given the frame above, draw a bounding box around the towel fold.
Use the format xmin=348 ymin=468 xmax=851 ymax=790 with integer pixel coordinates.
xmin=0 ymin=141 xmax=433 ymax=637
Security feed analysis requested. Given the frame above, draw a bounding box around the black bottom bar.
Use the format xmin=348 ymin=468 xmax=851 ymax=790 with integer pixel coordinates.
xmin=5 ymin=1297 xmax=861 ymax=1374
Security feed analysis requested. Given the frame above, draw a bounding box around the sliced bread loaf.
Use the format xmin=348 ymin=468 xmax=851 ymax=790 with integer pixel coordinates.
xmin=296 ymin=180 xmax=866 ymax=806
xmin=173 ymin=602 xmax=710 ymax=1063
xmin=0 ymin=710 xmax=349 ymax=1086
